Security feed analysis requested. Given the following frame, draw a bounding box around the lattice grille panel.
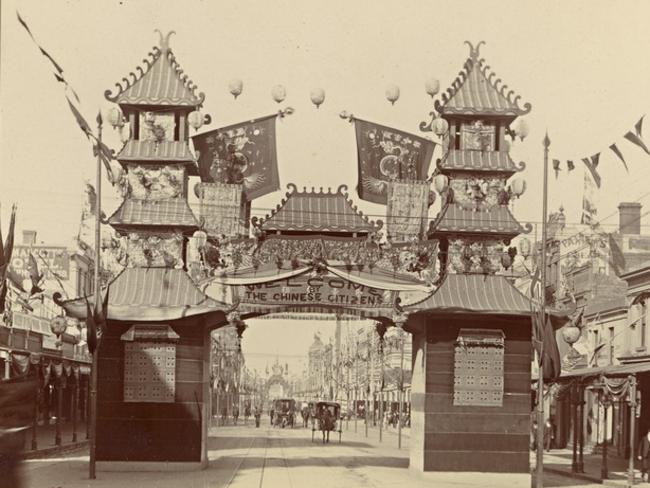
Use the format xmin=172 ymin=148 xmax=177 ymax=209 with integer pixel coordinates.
xmin=124 ymin=342 xmax=176 ymax=403
xmin=453 ymin=329 xmax=504 ymax=407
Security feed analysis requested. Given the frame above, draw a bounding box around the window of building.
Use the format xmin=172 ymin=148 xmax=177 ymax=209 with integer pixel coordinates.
xmin=453 ymin=329 xmax=504 ymax=407
xmin=121 ymin=324 xmax=179 ymax=403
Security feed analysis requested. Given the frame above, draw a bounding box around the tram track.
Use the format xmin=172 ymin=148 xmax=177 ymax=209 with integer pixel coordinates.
xmin=223 ymin=428 xmax=270 ymax=488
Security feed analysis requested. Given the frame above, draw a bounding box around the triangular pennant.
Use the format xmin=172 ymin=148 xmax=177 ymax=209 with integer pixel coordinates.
xmin=635 ymin=115 xmax=644 ymax=138
xmin=624 ymin=130 xmax=650 ymax=156
xmin=85 ymin=296 xmax=97 ymax=355
xmin=66 ymin=96 xmax=92 ymax=139
xmin=609 ymin=143 xmax=629 ymax=172
xmin=552 ymin=159 xmax=560 ymax=179
xmin=581 ymin=154 xmax=601 ymax=188
xmin=567 ymin=160 xmax=575 ymax=171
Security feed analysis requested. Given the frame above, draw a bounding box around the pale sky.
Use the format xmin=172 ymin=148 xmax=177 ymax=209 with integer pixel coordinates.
xmin=2 ymin=0 xmax=650 ymax=362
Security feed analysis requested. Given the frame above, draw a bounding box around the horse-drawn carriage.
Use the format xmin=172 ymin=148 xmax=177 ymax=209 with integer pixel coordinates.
xmin=311 ymin=401 xmax=342 ymax=444
xmin=273 ymin=398 xmax=296 ymax=428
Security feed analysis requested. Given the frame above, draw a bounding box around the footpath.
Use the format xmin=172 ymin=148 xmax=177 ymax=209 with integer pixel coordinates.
xmin=20 ymin=420 xmax=89 ymax=459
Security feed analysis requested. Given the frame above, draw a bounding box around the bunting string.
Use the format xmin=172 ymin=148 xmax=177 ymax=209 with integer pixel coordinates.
xmin=17 ymin=11 xmax=115 ymax=183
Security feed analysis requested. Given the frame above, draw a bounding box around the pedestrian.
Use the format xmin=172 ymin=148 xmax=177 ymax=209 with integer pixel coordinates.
xmin=233 ymin=404 xmax=239 ymax=425
xmin=254 ymin=406 xmax=261 ymax=428
xmin=270 ymin=408 xmax=275 ymax=427
xmin=544 ymin=417 xmax=555 ymax=452
xmin=638 ymin=429 xmax=650 ymax=483
xmin=531 ymin=419 xmax=538 ymax=450
xmin=221 ymin=405 xmax=228 ymax=426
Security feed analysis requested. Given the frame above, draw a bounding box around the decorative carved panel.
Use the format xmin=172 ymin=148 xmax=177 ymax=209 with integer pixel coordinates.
xmin=198 ymin=182 xmax=248 ymax=238
xmin=460 ymin=120 xmax=495 ymax=151
xmin=453 ymin=328 xmax=504 ymax=407
xmin=139 ymin=111 xmax=176 ymax=143
xmin=449 ymin=176 xmax=506 ymax=208
xmin=447 ymin=238 xmax=504 ymax=274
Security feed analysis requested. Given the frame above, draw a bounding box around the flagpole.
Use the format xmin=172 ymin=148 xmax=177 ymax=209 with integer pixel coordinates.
xmin=89 ymin=113 xmax=102 ymax=480
xmin=536 ymin=132 xmax=551 ymax=488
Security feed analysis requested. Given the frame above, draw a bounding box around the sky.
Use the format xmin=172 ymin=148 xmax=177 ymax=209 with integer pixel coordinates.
xmin=2 ymin=0 xmax=650 ymax=369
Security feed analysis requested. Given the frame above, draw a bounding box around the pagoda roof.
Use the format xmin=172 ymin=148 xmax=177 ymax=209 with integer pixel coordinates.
xmin=252 ymin=184 xmax=382 ymax=234
xmin=57 ymin=267 xmax=230 ymax=322
xmin=104 ymin=31 xmax=204 ymax=107
xmin=434 ymin=41 xmax=531 ymax=118
xmin=438 ymin=149 xmax=524 ymax=175
xmin=117 ymin=140 xmax=195 ymax=162
xmin=429 ymin=203 xmax=528 ymax=237
xmin=108 ymin=198 xmax=199 ymax=229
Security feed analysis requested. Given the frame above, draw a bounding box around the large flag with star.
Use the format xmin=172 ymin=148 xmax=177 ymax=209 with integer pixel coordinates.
xmin=354 ymin=119 xmax=435 ymax=205
xmin=192 ymin=115 xmax=280 ymax=201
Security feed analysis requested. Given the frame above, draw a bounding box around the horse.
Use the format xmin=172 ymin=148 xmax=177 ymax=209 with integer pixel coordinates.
xmin=301 ymin=406 xmax=310 ymax=428
xmin=319 ymin=410 xmax=335 ymax=444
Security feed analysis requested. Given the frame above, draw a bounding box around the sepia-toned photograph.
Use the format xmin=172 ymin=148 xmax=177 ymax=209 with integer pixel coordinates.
xmin=1 ymin=1 xmax=650 ymax=487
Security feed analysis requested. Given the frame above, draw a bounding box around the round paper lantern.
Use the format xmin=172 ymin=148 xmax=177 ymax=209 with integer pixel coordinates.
xmin=271 ymin=85 xmax=286 ymax=104
xmin=425 ymin=78 xmax=440 ymax=98
xmin=510 ymin=178 xmax=527 ymax=198
xmin=519 ymin=237 xmax=531 ymax=257
xmin=515 ymin=118 xmax=529 ymax=141
xmin=310 ymin=88 xmax=325 ymax=108
xmin=502 ymin=139 xmax=511 ymax=152
xmin=562 ymin=325 xmax=581 ymax=345
xmin=106 ymin=107 xmax=124 ymax=128
xmin=228 ymin=78 xmax=243 ymax=99
xmin=50 ymin=316 xmax=67 ymax=336
xmin=385 ymin=84 xmax=400 ymax=105
xmin=193 ymin=230 xmax=208 ymax=248
xmin=188 ymin=110 xmax=204 ymax=131
xmin=433 ymin=174 xmax=449 ymax=193
xmin=433 ymin=118 xmax=449 ymax=136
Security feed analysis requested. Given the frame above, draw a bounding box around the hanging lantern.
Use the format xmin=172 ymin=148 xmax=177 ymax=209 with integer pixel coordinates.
xmin=514 ymin=118 xmax=529 ymax=141
xmin=271 ymin=85 xmax=286 ymax=104
xmin=119 ymin=123 xmax=131 ymax=143
xmin=228 ymin=78 xmax=243 ymax=99
xmin=510 ymin=178 xmax=527 ymax=198
xmin=519 ymin=237 xmax=531 ymax=258
xmin=193 ymin=230 xmax=208 ymax=248
xmin=50 ymin=316 xmax=67 ymax=337
xmin=433 ymin=118 xmax=449 ymax=136
xmin=106 ymin=107 xmax=124 ymax=129
xmin=425 ymin=78 xmax=440 ymax=98
xmin=433 ymin=174 xmax=449 ymax=194
xmin=385 ymin=84 xmax=400 ymax=105
xmin=501 ymin=251 xmax=512 ymax=270
xmin=562 ymin=325 xmax=582 ymax=345
xmin=310 ymin=88 xmax=325 ymax=108
xmin=188 ymin=110 xmax=204 ymax=131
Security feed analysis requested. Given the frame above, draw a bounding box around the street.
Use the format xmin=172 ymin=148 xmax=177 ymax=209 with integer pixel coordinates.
xmin=20 ymin=419 xmax=606 ymax=488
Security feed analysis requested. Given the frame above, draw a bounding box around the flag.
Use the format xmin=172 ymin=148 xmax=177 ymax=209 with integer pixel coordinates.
xmin=581 ymin=169 xmax=598 ymax=225
xmin=581 ymin=153 xmax=601 ymax=188
xmin=624 ymin=115 xmax=650 ymax=156
xmin=608 ymin=234 xmax=626 ymax=276
xmin=0 ymin=206 xmax=17 ymax=314
xmin=27 ymin=254 xmax=44 ymax=296
xmin=354 ymin=119 xmax=435 ymax=205
xmin=85 ymin=289 xmax=109 ymax=355
xmin=609 ymin=143 xmax=629 ymax=172
xmin=529 ymin=264 xmax=561 ymax=380
xmin=552 ymin=159 xmax=560 ymax=178
xmin=192 ymin=115 xmax=280 ymax=201
xmin=567 ymin=160 xmax=575 ymax=171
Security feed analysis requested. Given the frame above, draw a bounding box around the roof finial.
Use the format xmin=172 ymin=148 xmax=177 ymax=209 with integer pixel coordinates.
xmin=154 ymin=29 xmax=176 ymax=53
xmin=464 ymin=40 xmax=486 ymax=60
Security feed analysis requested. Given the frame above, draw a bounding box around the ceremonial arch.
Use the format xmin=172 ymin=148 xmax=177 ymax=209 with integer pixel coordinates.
xmin=56 ymin=32 xmax=573 ymax=485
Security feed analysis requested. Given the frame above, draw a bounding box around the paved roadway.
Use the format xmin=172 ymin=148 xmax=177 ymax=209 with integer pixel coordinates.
xmin=21 ymin=420 xmax=605 ymax=488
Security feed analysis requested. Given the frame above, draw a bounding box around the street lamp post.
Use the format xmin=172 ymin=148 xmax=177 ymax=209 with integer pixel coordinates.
xmin=49 ymin=316 xmax=67 ymax=448
xmin=397 ymin=320 xmax=405 ymax=450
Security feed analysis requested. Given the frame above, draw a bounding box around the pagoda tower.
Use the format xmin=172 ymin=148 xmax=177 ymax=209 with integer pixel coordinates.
xmin=105 ymin=30 xmax=204 ymax=267
xmin=404 ymin=42 xmax=538 ymax=480
xmin=428 ymin=40 xmax=530 ymax=276
xmin=57 ymin=32 xmax=229 ymax=470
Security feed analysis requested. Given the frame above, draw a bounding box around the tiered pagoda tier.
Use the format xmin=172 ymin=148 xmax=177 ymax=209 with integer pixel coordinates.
xmin=105 ymin=31 xmax=206 ymax=269
xmin=427 ymin=41 xmax=531 ymax=275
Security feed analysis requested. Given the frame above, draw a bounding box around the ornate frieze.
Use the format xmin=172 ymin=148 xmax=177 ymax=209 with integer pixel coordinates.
xmin=127 ymin=164 xmax=184 ymax=200
xmin=126 ymin=232 xmax=184 ymax=268
xmin=447 ymin=237 xmax=508 ymax=274
xmin=448 ymin=175 xmax=507 ymax=208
